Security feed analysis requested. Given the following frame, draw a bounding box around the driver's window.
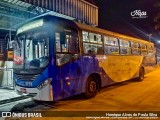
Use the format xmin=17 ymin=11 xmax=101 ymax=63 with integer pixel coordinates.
xmin=55 ymin=28 xmax=79 ymax=66
xmin=55 ymin=33 xmax=61 ymax=52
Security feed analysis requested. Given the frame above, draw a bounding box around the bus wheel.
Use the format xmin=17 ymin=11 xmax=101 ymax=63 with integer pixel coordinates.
xmin=85 ymin=77 xmax=98 ymax=98
xmin=137 ymin=68 xmax=144 ymax=81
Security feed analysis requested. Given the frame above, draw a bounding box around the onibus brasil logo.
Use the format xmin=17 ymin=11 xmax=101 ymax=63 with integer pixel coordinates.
xmin=131 ymin=10 xmax=148 ymax=19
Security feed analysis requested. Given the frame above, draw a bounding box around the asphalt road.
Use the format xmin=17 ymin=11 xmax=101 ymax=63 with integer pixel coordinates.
xmin=4 ymin=67 xmax=160 ymax=120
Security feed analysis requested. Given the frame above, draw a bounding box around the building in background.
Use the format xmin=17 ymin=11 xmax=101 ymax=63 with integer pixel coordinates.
xmin=0 ymin=0 xmax=98 ymax=88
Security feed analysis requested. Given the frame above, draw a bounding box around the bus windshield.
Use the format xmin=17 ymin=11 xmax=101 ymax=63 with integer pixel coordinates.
xmin=13 ymin=31 xmax=49 ymax=69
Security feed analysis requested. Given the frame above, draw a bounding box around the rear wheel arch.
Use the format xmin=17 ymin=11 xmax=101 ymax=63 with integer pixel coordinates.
xmin=85 ymin=73 xmax=101 ymax=98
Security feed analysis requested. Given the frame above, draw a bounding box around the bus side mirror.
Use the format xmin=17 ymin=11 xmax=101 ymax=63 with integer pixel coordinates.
xmin=60 ymin=32 xmax=66 ymax=44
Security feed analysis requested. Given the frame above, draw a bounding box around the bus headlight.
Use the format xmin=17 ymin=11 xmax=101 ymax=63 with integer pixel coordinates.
xmin=37 ymin=78 xmax=52 ymax=90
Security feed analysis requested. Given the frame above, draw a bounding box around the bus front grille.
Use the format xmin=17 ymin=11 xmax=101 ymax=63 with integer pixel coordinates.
xmin=16 ymin=74 xmax=39 ymax=81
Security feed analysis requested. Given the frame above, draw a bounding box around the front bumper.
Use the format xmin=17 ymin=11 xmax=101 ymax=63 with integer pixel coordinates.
xmin=15 ymin=84 xmax=53 ymax=101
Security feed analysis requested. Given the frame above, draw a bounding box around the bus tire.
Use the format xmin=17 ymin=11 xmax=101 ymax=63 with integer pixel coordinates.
xmin=85 ymin=76 xmax=98 ymax=99
xmin=137 ymin=67 xmax=144 ymax=81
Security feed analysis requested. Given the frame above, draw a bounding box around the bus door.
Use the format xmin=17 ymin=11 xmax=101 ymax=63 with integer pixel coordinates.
xmin=55 ymin=31 xmax=82 ymax=99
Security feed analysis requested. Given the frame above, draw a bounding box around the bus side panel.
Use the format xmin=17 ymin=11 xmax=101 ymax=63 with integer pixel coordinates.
xmin=49 ymin=65 xmax=64 ymax=101
xmin=96 ymin=55 xmax=144 ymax=82
xmin=80 ymin=55 xmax=144 ymax=93
xmin=81 ymin=55 xmax=102 ymax=93
xmin=51 ymin=57 xmax=84 ymax=100
xmin=60 ymin=59 xmax=82 ymax=99
xmin=100 ymin=68 xmax=113 ymax=87
xmin=51 ymin=54 xmax=151 ymax=101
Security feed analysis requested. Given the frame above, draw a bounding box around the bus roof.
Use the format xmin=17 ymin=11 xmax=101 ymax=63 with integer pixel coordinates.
xmin=17 ymin=15 xmax=153 ymax=46
xmin=74 ymin=21 xmax=153 ymax=45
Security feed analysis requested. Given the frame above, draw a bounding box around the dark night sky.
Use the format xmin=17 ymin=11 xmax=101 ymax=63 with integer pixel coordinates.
xmin=94 ymin=0 xmax=159 ymax=42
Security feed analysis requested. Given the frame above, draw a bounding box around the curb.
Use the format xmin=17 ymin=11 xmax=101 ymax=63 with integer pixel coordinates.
xmin=0 ymin=95 xmax=30 ymax=106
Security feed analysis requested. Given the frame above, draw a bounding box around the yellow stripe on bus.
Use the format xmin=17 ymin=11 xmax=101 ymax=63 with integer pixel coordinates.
xmin=97 ymin=55 xmax=143 ymax=82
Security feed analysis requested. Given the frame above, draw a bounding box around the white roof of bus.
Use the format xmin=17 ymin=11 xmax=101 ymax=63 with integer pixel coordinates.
xmin=74 ymin=22 xmax=153 ymax=45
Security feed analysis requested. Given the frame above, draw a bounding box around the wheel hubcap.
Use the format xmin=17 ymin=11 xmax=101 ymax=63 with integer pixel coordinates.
xmin=89 ymin=81 xmax=96 ymax=92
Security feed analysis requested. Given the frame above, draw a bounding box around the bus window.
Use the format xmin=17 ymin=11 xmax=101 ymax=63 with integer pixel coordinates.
xmin=97 ymin=45 xmax=103 ymax=54
xmin=55 ymin=33 xmax=61 ymax=52
xmin=131 ymin=42 xmax=141 ymax=55
xmin=83 ymin=31 xmax=103 ymax=54
xmin=56 ymin=33 xmax=79 ymax=53
xmin=104 ymin=36 xmax=119 ymax=54
xmin=56 ymin=28 xmax=79 ymax=66
xmin=89 ymin=33 xmax=96 ymax=43
xmin=82 ymin=31 xmax=89 ymax=42
xmin=119 ymin=39 xmax=131 ymax=55
xmin=148 ymin=45 xmax=154 ymax=54
xmin=83 ymin=43 xmax=90 ymax=53
xmin=104 ymin=46 xmax=119 ymax=54
xmin=97 ymin=34 xmax=102 ymax=44
xmin=83 ymin=43 xmax=103 ymax=54
xmin=68 ymin=35 xmax=79 ymax=53
xmin=89 ymin=33 xmax=102 ymax=44
xmin=141 ymin=44 xmax=148 ymax=55
xmin=62 ymin=34 xmax=69 ymax=52
xmin=104 ymin=36 xmax=118 ymax=46
xmin=55 ymin=32 xmax=69 ymax=52
xmin=14 ymin=31 xmax=49 ymax=68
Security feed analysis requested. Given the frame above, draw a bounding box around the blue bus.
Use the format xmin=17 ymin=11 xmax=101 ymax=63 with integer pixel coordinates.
xmin=13 ymin=15 xmax=156 ymax=101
